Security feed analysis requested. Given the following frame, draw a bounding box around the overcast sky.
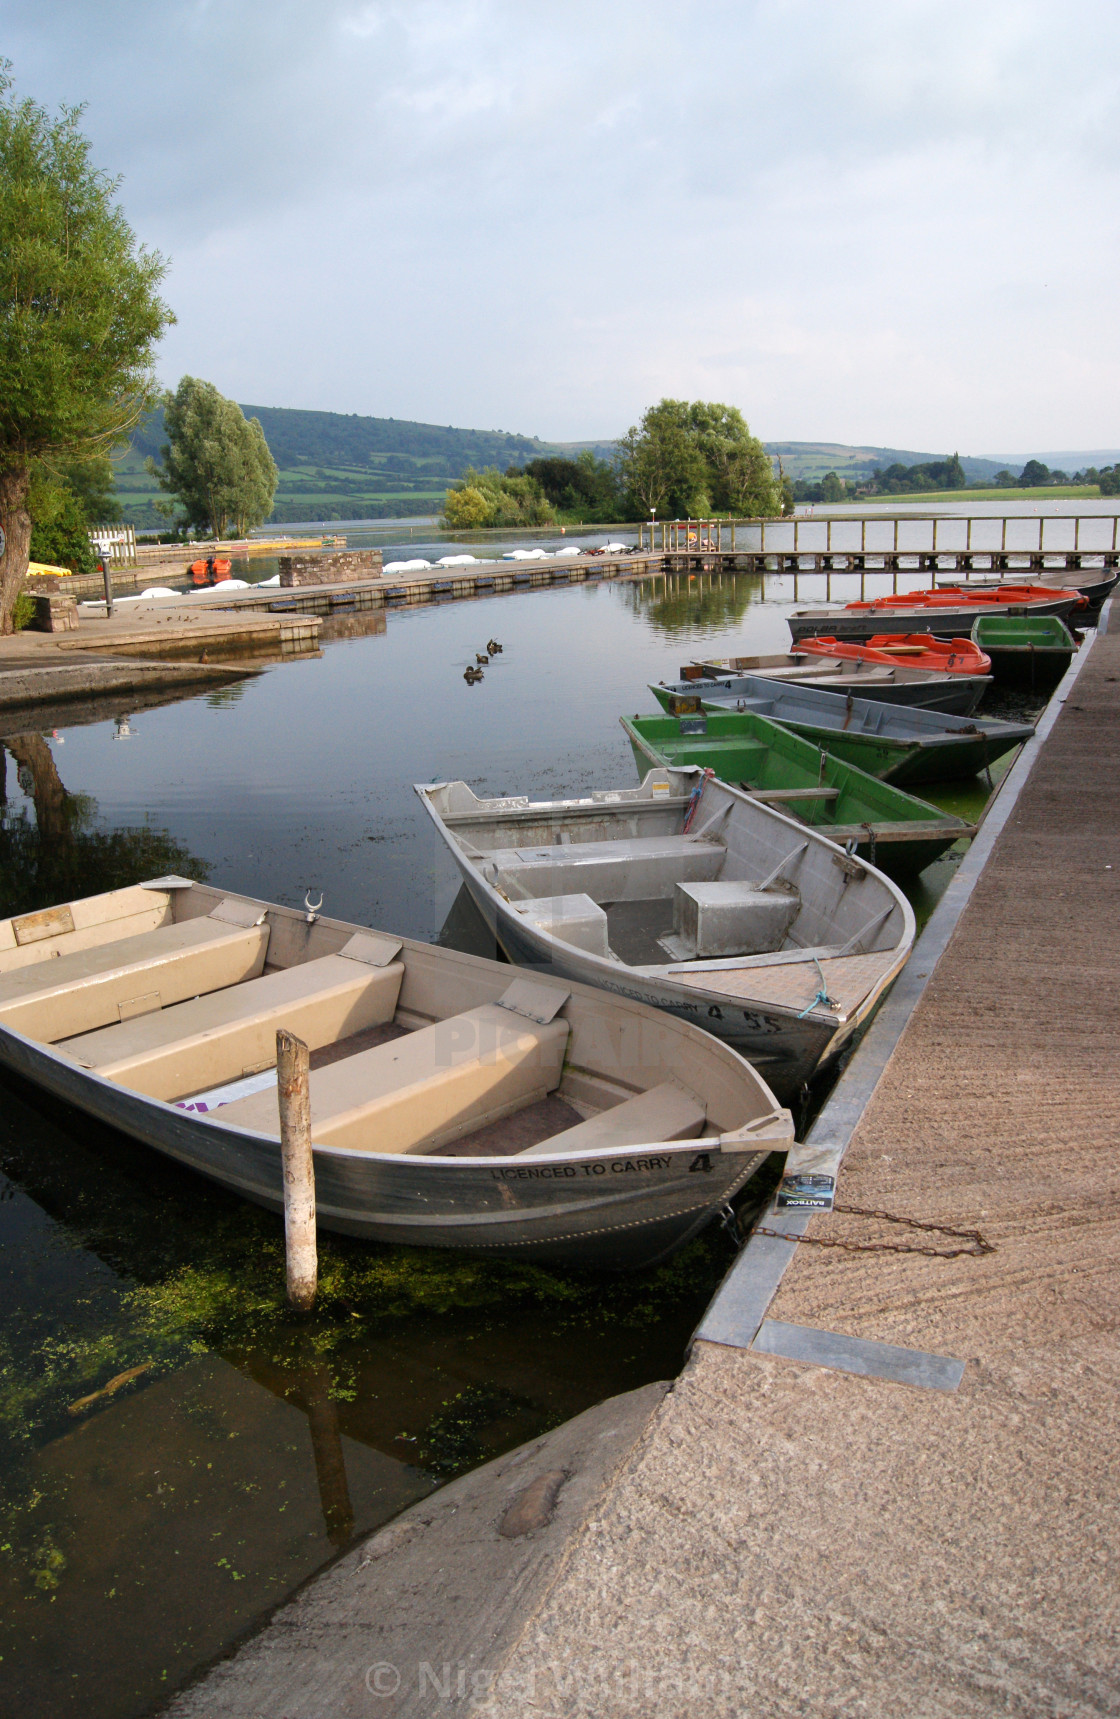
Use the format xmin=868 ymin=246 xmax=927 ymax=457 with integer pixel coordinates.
xmin=8 ymin=1 xmax=1120 ymax=453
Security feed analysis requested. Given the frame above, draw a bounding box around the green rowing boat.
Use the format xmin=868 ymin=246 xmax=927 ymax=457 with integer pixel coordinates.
xmin=620 ymin=710 xmax=975 ymax=877
xmin=970 ymin=614 xmax=1075 ymax=692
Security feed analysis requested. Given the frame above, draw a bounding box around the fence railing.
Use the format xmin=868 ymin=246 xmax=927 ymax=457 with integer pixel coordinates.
xmin=637 ymin=514 xmax=1120 ymax=555
xmin=89 ymin=524 xmax=137 ymax=564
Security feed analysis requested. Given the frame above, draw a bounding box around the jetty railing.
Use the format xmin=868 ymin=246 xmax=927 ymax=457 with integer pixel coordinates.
xmin=637 ymin=514 xmax=1120 ymax=556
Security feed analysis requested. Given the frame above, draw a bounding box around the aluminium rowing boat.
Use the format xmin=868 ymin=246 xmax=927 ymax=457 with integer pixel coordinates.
xmin=938 ymin=566 xmax=1119 ymax=621
xmin=621 ymin=710 xmax=975 ymax=876
xmin=681 ymin=649 xmax=989 ymax=715
xmin=970 ymin=614 xmax=1076 ymax=692
xmin=649 ymin=674 xmax=1035 ymax=786
xmin=0 ymin=879 xmax=794 ymax=1269
xmin=788 ymin=585 xmax=1085 ymax=643
xmin=416 ymin=771 xmax=914 ymax=1101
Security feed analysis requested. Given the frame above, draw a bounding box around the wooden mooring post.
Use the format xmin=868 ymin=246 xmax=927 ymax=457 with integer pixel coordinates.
xmin=277 ymin=1027 xmax=317 ymax=1310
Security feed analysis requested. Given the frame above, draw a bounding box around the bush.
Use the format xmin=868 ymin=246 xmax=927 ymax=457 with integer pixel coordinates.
xmin=441 ymin=467 xmax=554 ymax=530
xmin=28 ymin=473 xmax=97 ymax=576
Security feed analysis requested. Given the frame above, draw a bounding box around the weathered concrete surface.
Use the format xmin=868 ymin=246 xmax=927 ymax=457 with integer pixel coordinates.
xmin=464 ymin=632 xmax=1120 ymax=1716
xmin=0 ymin=603 xmax=320 ymax=713
xmin=162 ymin=1382 xmax=668 ymax=1719
xmin=0 ymin=658 xmax=260 ymax=713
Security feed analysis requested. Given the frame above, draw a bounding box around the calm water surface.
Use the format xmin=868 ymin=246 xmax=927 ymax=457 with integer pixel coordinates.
xmin=0 ymin=569 xmax=1030 ymax=1716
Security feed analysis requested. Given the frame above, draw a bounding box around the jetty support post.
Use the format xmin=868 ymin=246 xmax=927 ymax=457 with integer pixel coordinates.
xmin=277 ymin=1027 xmax=317 ymax=1310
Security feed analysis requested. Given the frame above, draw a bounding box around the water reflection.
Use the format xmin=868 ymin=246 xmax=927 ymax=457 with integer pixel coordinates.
xmin=627 ymin=570 xmax=763 ymax=637
xmin=0 ymin=734 xmax=211 ymax=918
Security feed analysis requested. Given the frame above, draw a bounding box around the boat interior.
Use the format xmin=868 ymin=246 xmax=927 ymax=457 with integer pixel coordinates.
xmin=685 ymin=656 xmax=952 ymax=688
xmin=0 ymin=881 xmax=781 ymax=1160
xmin=427 ymin=773 xmax=910 ymax=973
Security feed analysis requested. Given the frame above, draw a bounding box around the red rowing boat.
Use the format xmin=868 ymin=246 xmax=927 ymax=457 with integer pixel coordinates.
xmin=796 ymin=633 xmax=991 ymax=676
xmin=844 ymin=583 xmax=1086 ymax=615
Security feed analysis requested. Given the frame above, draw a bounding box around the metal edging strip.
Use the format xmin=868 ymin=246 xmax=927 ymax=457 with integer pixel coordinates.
xmin=752 ymin=1319 xmax=966 ymax=1391
xmin=692 ymin=599 xmax=1112 ymax=1354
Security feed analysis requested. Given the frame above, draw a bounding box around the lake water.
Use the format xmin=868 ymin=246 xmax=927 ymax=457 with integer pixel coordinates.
xmin=0 ymin=563 xmax=1041 ymax=1716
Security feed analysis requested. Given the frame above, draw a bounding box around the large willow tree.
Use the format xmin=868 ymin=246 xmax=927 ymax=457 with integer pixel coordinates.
xmin=148 ymin=377 xmax=278 ymax=539
xmin=0 ymin=65 xmax=173 ymax=631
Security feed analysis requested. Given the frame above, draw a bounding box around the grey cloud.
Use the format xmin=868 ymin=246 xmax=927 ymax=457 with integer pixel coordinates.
xmin=7 ymin=0 xmax=1120 ymax=444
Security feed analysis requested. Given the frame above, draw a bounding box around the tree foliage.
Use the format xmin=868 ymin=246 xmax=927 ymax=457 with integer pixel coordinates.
xmin=441 ymin=467 xmax=555 ymax=530
xmin=27 ymin=469 xmax=97 ymax=575
xmin=617 ymin=400 xmax=780 ymax=519
xmin=519 ymin=452 xmax=623 ymax=521
xmin=149 ymin=378 xmax=279 ymax=538
xmin=865 ymin=453 xmax=966 ymax=495
xmin=0 ymin=64 xmax=172 ymax=629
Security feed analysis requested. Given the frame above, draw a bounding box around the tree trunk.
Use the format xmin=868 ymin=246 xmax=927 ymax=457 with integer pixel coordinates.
xmin=0 ymin=467 xmax=32 ymax=636
xmin=5 ymin=733 xmax=70 ymax=843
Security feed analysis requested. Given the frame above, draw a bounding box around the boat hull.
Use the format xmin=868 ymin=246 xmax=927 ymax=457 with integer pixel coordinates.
xmin=0 ymin=1022 xmax=768 ymax=1272
xmin=788 ymin=595 xmax=1081 ymax=643
xmin=650 ymin=677 xmax=1034 ymax=785
xmin=621 ymin=713 xmax=973 ymax=877
xmin=687 ymin=662 xmax=987 ymax=715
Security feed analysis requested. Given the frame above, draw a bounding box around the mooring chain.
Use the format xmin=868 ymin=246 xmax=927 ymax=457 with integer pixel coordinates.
xmin=755 ymin=1202 xmax=995 ymax=1260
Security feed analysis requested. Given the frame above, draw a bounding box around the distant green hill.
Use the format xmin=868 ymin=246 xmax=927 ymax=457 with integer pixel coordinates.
xmin=763 ymin=442 xmax=1012 ymax=485
xmin=112 ymin=405 xmax=620 ymax=530
xmin=108 ymin=405 xmax=1034 ymax=531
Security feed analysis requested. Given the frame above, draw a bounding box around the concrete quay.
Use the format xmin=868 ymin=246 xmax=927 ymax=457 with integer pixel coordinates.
xmin=159 ymin=612 xmax=1120 ymax=1718
xmin=0 ymin=602 xmax=321 ymax=717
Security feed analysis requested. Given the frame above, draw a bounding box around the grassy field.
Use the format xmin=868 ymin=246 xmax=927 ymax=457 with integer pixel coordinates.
xmin=885 ymin=484 xmax=1104 ymax=504
xmin=111 ymin=450 xmax=449 ymax=528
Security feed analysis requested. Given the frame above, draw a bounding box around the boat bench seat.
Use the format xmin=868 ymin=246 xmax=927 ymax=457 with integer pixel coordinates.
xmin=490 ymin=834 xmax=725 ymax=902
xmin=215 ymin=1003 xmax=569 ymax=1155
xmin=59 ymin=945 xmax=405 ymax=1102
xmin=519 ymin=1081 xmax=707 ymax=1157
xmin=0 ymin=902 xmax=271 ymax=1042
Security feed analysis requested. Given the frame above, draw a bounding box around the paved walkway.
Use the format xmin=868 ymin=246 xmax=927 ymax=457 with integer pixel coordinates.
xmin=469 ymin=629 xmax=1120 ymax=1715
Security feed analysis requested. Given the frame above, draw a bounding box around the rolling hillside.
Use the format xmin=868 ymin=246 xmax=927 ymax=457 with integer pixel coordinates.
xmin=113 ymin=406 xmax=619 ymax=529
xmin=110 ymin=405 xmax=1060 ymax=529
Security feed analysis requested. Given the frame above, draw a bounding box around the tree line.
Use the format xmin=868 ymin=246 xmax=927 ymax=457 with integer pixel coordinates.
xmin=442 ymin=399 xmax=789 ymax=530
xmin=793 ymin=452 xmax=1115 ymax=503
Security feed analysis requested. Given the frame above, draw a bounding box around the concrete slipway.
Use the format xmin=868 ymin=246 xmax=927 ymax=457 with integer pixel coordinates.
xmin=166 ymin=612 xmax=1120 ymax=1719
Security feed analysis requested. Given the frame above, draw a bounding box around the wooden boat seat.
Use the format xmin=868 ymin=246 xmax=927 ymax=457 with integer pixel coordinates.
xmin=215 ymin=1003 xmax=569 ymax=1155
xmin=490 ymin=834 xmax=725 ymax=902
xmin=0 ymin=902 xmax=271 ymax=1042
xmin=518 ymin=1082 xmax=707 ymax=1157
xmin=59 ymin=939 xmax=406 ymax=1102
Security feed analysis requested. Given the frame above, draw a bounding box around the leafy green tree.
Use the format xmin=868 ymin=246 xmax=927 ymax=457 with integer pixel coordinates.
xmin=27 ymin=469 xmax=97 ymax=574
xmin=1098 ymin=465 xmax=1120 ymax=497
xmin=59 ymin=452 xmax=120 ymax=523
xmin=617 ymin=400 xmax=708 ymax=518
xmin=149 ymin=377 xmax=278 ymax=538
xmin=685 ymin=402 xmax=778 ymax=515
xmin=0 ymin=66 xmax=172 ymax=631
xmin=519 ymin=452 xmax=622 ymax=521
xmin=618 ymin=399 xmax=779 ymax=519
xmin=441 ymin=466 xmax=554 ymax=530
xmin=1019 ymin=459 xmax=1051 ymax=488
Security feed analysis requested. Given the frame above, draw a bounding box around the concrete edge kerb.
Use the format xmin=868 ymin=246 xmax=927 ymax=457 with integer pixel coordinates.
xmin=693 ymin=599 xmax=1111 ymax=1351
